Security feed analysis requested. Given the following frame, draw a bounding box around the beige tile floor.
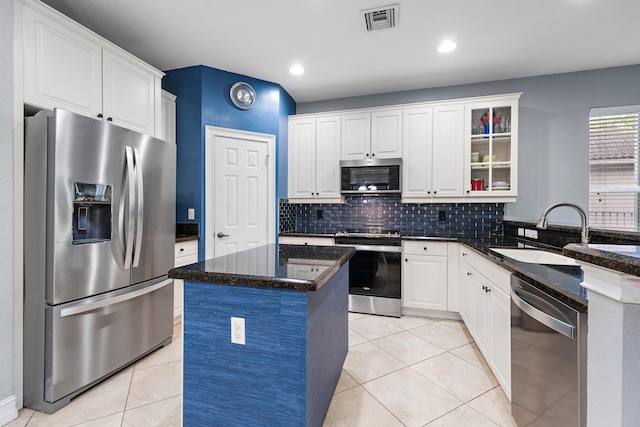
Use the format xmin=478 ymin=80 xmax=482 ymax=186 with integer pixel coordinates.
xmin=7 ymin=313 xmax=517 ymax=427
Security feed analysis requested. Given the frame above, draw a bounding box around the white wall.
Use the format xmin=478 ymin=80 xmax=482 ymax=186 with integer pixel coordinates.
xmin=297 ymin=65 xmax=640 ymax=227
xmin=0 ymin=0 xmax=15 ymax=421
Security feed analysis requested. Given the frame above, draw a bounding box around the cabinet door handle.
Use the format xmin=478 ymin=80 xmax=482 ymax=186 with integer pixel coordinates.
xmin=467 ymin=272 xmax=471 ymax=276
xmin=180 ymin=248 xmax=184 ymax=252
xmin=405 ymin=258 xmax=408 ymax=262
xmin=371 ymin=153 xmax=375 ymax=157
xmin=427 ymin=191 xmax=431 ymax=194
xmin=107 ymin=117 xmax=113 ymax=122
xmin=423 ymin=247 xmax=427 ymax=251
xmin=462 ymin=252 xmax=468 ymax=256
xmin=433 ymin=191 xmax=437 ymax=194
xmin=97 ymin=113 xmax=103 ymax=118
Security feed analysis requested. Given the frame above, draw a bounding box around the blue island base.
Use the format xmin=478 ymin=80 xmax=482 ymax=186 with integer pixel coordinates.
xmin=183 ymin=264 xmax=348 ymax=426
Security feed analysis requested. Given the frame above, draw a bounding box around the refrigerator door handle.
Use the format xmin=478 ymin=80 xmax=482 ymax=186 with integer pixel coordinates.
xmin=132 ymin=147 xmax=144 ymax=268
xmin=59 ymin=279 xmax=173 ymax=317
xmin=124 ymin=146 xmax=136 ymax=270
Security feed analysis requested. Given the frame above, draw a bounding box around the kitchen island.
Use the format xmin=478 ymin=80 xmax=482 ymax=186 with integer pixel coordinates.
xmin=169 ymin=243 xmax=355 ymax=427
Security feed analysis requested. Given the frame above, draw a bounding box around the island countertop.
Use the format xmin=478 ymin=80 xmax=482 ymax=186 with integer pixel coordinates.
xmin=168 ymin=243 xmax=355 ymax=292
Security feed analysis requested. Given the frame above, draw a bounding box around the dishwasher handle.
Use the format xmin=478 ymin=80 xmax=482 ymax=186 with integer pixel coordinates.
xmin=512 ymin=288 xmax=576 ymax=339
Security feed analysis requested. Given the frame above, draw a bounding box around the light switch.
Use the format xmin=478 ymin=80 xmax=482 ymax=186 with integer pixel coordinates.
xmin=188 ymin=208 xmax=195 ymax=220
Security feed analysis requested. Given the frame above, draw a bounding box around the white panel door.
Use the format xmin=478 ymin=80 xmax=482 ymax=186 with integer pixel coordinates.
xmin=23 ymin=4 xmax=103 ymax=118
xmin=288 ymin=118 xmax=316 ymax=198
xmin=102 ymin=49 xmax=156 ymax=136
xmin=371 ymin=109 xmax=403 ymax=158
xmin=402 ymin=254 xmax=448 ymax=311
xmin=213 ymin=134 xmax=269 ymax=257
xmin=432 ymin=105 xmax=464 ymax=197
xmin=402 ymin=107 xmax=433 ymax=198
xmin=315 ymin=115 xmax=341 ymax=198
xmin=341 ymin=113 xmax=371 ymax=159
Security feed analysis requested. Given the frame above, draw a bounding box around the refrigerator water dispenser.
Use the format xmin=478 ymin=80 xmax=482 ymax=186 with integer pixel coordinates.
xmin=73 ymin=182 xmax=112 ymax=244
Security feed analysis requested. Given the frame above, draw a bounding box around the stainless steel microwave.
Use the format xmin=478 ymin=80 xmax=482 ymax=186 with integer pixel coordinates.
xmin=340 ymin=158 xmax=402 ymax=194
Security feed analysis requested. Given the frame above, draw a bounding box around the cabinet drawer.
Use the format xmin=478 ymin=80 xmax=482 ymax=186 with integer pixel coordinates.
xmin=403 ymin=241 xmax=448 ymax=256
xmin=175 ymin=240 xmax=198 ymax=259
xmin=459 ymin=246 xmax=510 ymax=294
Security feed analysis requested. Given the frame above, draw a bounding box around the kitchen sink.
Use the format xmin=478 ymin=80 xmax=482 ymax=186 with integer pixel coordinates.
xmin=490 ymin=248 xmax=580 ymax=266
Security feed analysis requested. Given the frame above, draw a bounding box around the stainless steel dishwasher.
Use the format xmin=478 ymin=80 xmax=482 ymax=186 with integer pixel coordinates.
xmin=511 ymin=276 xmax=587 ymax=427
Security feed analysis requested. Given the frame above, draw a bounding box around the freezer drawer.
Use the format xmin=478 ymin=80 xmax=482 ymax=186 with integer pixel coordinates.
xmin=44 ymin=278 xmax=173 ymax=403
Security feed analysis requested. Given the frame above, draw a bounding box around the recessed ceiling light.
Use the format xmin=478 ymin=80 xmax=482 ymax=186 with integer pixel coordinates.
xmin=289 ymin=65 xmax=305 ymax=75
xmin=437 ymin=40 xmax=457 ymax=53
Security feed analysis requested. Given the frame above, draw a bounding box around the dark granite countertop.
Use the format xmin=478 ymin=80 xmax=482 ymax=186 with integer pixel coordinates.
xmin=564 ymin=243 xmax=640 ymax=277
xmin=169 ymin=244 xmax=356 ymax=292
xmin=176 ymin=222 xmax=199 ymax=242
xmin=282 ymin=232 xmax=587 ymax=311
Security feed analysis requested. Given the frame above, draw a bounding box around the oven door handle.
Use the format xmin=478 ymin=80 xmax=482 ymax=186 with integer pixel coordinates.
xmin=336 ymin=244 xmax=401 ymax=253
xmin=512 ymin=288 xmax=575 ymax=339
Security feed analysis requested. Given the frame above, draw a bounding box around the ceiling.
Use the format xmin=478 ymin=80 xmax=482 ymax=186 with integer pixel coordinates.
xmin=41 ymin=0 xmax=640 ymax=104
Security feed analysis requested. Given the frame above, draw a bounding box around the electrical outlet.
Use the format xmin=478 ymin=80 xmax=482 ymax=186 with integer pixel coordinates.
xmin=438 ymin=210 xmax=446 ymax=221
xmin=317 ymin=209 xmax=323 ymax=220
xmin=231 ymin=317 xmax=245 ymax=345
xmin=188 ymin=208 xmax=195 ymax=220
xmin=524 ymin=229 xmax=539 ymax=239
xmin=517 ymin=228 xmax=525 ymax=236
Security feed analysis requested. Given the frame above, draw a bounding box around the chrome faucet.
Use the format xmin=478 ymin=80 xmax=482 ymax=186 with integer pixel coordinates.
xmin=536 ymin=202 xmax=590 ymax=244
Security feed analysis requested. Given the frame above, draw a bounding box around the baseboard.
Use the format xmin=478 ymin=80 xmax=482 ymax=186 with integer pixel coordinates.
xmin=401 ymin=307 xmax=461 ymax=320
xmin=0 ymin=395 xmax=18 ymax=426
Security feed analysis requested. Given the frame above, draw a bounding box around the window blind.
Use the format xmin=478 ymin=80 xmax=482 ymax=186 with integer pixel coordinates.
xmin=589 ymin=107 xmax=640 ymax=231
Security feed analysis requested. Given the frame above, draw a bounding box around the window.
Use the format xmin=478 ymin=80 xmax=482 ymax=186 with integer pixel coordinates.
xmin=589 ymin=106 xmax=640 ymax=231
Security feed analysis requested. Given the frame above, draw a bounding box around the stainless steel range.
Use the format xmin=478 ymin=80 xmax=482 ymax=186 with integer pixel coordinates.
xmin=335 ymin=229 xmax=402 ymax=317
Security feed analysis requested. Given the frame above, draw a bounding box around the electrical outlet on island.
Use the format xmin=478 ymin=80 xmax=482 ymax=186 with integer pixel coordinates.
xmin=231 ymin=317 xmax=245 ymax=345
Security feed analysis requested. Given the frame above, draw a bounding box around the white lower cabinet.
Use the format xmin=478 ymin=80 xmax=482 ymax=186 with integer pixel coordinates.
xmin=402 ymin=241 xmax=448 ymax=312
xmin=174 ymin=240 xmax=198 ymax=318
xmin=459 ymin=245 xmax=511 ymax=399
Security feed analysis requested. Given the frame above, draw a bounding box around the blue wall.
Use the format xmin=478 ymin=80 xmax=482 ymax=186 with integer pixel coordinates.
xmin=162 ymin=66 xmax=295 ymax=259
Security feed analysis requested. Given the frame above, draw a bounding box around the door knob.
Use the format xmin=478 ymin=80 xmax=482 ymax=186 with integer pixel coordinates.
xmin=217 ymin=232 xmax=229 ymax=238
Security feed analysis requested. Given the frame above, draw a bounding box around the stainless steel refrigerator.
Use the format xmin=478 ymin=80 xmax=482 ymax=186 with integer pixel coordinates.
xmin=23 ymin=108 xmax=176 ymax=413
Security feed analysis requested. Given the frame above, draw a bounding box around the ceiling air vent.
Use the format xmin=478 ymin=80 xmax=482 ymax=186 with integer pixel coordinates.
xmin=362 ymin=4 xmax=398 ymax=32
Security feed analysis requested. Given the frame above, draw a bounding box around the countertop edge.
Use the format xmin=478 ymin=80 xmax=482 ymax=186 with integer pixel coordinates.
xmin=169 ymin=245 xmax=356 ymax=292
xmin=564 ymin=243 xmax=640 ymax=277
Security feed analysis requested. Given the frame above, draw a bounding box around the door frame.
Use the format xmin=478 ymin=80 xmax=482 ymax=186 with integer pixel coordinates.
xmin=204 ymin=126 xmax=276 ymax=259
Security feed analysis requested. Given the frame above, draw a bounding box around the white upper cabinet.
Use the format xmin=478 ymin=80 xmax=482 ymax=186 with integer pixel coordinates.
xmin=21 ymin=0 xmax=164 ymax=137
xmin=402 ymin=103 xmax=464 ymax=200
xmin=401 ymin=106 xmax=433 ymax=198
xmin=289 ymin=93 xmax=519 ymax=203
xmin=23 ymin=4 xmax=103 ymax=118
xmin=288 ymin=115 xmax=341 ymax=202
xmin=342 ymin=109 xmax=402 ymax=160
xmin=464 ymin=94 xmax=520 ymax=200
xmin=102 ymin=49 xmax=160 ymax=135
xmin=160 ymin=90 xmax=177 ymax=144
xmin=432 ymin=104 xmax=464 ymax=197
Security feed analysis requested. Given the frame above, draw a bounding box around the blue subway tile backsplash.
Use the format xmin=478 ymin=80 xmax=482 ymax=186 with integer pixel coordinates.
xmin=279 ymin=196 xmax=504 ymax=238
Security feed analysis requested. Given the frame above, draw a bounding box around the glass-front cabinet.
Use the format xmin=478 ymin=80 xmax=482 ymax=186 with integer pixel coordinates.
xmin=464 ymin=94 xmax=520 ymax=199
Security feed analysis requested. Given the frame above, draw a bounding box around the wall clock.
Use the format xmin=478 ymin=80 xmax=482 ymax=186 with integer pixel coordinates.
xmin=230 ymin=82 xmax=256 ymax=110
